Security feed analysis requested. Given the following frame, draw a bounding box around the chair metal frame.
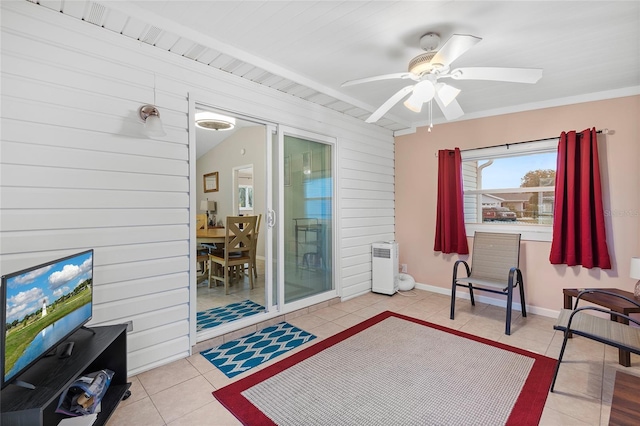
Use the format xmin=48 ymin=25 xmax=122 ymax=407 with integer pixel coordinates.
xmin=550 ymin=289 xmax=640 ymax=392
xmin=450 ymin=231 xmax=526 ymax=335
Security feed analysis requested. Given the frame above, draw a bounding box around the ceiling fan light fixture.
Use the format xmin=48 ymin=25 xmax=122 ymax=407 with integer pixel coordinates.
xmin=407 ymin=52 xmax=439 ymax=75
xmin=435 ymin=83 xmax=461 ymax=107
xmin=195 ymin=111 xmax=236 ymax=131
xmin=403 ymin=80 xmax=435 ymax=113
xmin=403 ymin=98 xmax=423 ymax=113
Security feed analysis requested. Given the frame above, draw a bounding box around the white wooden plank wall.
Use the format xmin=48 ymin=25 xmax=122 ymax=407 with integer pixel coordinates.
xmin=0 ymin=1 xmax=395 ymax=375
xmin=462 ymin=162 xmax=479 ymax=222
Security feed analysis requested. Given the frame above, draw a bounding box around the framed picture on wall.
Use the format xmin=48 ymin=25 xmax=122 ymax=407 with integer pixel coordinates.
xmin=204 ymin=172 xmax=219 ymax=192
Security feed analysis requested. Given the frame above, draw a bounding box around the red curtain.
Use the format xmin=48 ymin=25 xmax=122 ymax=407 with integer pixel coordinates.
xmin=549 ymin=128 xmax=611 ymax=269
xmin=434 ymin=148 xmax=469 ymax=254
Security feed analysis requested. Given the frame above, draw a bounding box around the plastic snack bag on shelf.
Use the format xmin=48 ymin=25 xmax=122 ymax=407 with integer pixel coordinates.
xmin=56 ymin=369 xmax=114 ymax=416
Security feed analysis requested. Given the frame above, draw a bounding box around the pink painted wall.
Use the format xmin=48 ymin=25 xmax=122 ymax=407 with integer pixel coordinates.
xmin=395 ymin=95 xmax=640 ymax=313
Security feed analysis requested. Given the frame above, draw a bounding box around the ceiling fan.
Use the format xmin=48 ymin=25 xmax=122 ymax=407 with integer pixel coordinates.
xmin=342 ymin=33 xmax=543 ymax=123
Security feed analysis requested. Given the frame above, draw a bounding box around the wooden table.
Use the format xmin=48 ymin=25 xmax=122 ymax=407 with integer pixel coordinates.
xmin=563 ymin=288 xmax=640 ymax=367
xmin=196 ymin=228 xmax=226 ymax=244
xmin=196 ymin=229 xmax=227 ymax=284
xmin=609 ymin=371 xmax=640 ymax=425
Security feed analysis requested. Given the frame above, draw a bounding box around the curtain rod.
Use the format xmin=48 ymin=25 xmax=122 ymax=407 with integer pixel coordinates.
xmin=460 ymin=128 xmax=610 ymax=153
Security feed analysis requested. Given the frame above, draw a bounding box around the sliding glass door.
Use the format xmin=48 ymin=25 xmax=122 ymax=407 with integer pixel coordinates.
xmin=278 ymin=128 xmax=335 ymax=304
xmin=191 ymin=101 xmax=336 ymax=342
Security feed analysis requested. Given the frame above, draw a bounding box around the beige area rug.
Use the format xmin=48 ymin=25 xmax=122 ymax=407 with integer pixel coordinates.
xmin=214 ymin=311 xmax=555 ymax=425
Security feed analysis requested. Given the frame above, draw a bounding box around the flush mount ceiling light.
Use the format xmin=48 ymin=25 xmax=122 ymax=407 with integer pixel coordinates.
xmin=195 ymin=111 xmax=236 ymax=131
xmin=139 ymin=104 xmax=166 ymax=137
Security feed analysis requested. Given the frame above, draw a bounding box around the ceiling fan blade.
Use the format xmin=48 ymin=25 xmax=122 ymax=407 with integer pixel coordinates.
xmin=430 ymin=34 xmax=482 ymax=67
xmin=449 ymin=67 xmax=543 ymax=83
xmin=434 ymin=93 xmax=464 ymax=121
xmin=365 ymin=85 xmax=414 ymax=123
xmin=341 ymin=72 xmax=417 ymax=87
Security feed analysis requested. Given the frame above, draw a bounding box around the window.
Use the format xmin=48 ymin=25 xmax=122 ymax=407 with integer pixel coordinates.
xmin=304 ymin=176 xmax=333 ymax=219
xmin=238 ymin=185 xmax=253 ymax=210
xmin=461 ymin=139 xmax=558 ymax=241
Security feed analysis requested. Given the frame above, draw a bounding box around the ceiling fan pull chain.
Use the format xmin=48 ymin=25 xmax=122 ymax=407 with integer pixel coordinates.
xmin=428 ymin=100 xmax=433 ymax=132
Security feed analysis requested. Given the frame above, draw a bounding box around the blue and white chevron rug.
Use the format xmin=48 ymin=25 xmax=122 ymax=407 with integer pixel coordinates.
xmin=200 ymin=322 xmax=316 ymax=378
xmin=197 ymin=300 xmax=264 ymax=332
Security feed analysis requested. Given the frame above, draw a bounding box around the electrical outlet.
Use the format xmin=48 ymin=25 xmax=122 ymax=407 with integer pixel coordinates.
xmin=401 ymin=264 xmax=408 ymax=273
xmin=125 ymin=320 xmax=133 ymax=332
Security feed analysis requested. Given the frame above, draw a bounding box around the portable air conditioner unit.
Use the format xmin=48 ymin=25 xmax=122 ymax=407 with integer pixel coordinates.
xmin=371 ymin=241 xmax=399 ymax=295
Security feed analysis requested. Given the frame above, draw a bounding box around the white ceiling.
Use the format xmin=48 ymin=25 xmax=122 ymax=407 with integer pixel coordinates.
xmin=34 ymin=0 xmax=640 ymax=140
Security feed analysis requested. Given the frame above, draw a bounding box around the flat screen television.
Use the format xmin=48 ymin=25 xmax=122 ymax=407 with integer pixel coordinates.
xmin=1 ymin=249 xmax=94 ymax=389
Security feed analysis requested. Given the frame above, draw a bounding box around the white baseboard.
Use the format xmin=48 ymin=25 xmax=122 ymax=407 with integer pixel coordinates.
xmin=415 ymin=282 xmax=559 ymax=319
xmin=341 ymin=288 xmax=373 ymax=301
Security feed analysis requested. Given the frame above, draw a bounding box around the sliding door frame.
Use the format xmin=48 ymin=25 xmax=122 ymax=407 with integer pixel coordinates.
xmin=276 ymin=125 xmax=339 ymax=312
xmin=188 ymin=94 xmax=278 ymax=346
xmin=187 ymin=93 xmax=340 ymax=350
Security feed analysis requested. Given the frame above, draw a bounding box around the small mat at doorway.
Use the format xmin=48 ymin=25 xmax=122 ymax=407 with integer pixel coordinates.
xmin=197 ymin=300 xmax=264 ymax=332
xmin=200 ymin=322 xmax=316 ymax=378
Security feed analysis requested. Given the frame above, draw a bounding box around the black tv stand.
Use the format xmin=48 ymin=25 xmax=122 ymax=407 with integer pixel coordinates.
xmin=81 ymin=325 xmax=97 ymax=335
xmin=58 ymin=341 xmax=75 ymax=358
xmin=44 ymin=346 xmax=58 ymax=357
xmin=1 ymin=324 xmax=130 ymax=426
xmin=13 ymin=380 xmax=36 ymax=391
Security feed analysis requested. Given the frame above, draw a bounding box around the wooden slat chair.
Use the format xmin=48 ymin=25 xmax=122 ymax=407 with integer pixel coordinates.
xmin=196 ymin=213 xmax=207 ymax=230
xmin=208 ymin=215 xmax=257 ymax=295
xmin=200 ymin=243 xmax=224 ymax=286
xmin=250 ymin=214 xmax=262 ymax=279
xmin=227 ymin=215 xmax=261 ymax=282
xmin=196 ymin=247 xmax=209 ymax=284
xmin=550 ymin=289 xmax=640 ymax=392
xmin=450 ymin=232 xmax=526 ymax=335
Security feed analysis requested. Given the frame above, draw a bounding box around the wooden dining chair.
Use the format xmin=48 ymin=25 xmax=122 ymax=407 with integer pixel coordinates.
xmin=196 ymin=214 xmax=207 ymax=230
xmin=208 ymin=215 xmax=257 ymax=295
xmin=229 ymin=214 xmax=261 ymax=282
xmin=250 ymin=214 xmax=262 ymax=279
xmin=196 ymin=247 xmax=209 ymax=284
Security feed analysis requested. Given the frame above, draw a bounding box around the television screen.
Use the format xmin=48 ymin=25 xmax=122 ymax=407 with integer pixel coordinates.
xmin=1 ymin=249 xmax=93 ymax=389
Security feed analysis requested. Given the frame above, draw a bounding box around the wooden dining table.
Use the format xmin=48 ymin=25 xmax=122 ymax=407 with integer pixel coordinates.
xmin=196 ymin=228 xmax=226 ymax=284
xmin=196 ymin=227 xmax=227 ymax=244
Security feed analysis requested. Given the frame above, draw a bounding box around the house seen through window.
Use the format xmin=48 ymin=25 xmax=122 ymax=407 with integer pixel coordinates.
xmin=461 ymin=139 xmax=558 ymax=241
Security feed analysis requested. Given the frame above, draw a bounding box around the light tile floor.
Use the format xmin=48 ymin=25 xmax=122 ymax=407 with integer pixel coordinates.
xmin=196 ymin=260 xmax=266 ymax=313
xmin=107 ymin=289 xmax=639 ymax=425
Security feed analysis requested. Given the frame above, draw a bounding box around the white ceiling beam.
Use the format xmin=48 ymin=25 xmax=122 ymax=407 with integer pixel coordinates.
xmin=99 ymin=1 xmax=412 ymax=128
